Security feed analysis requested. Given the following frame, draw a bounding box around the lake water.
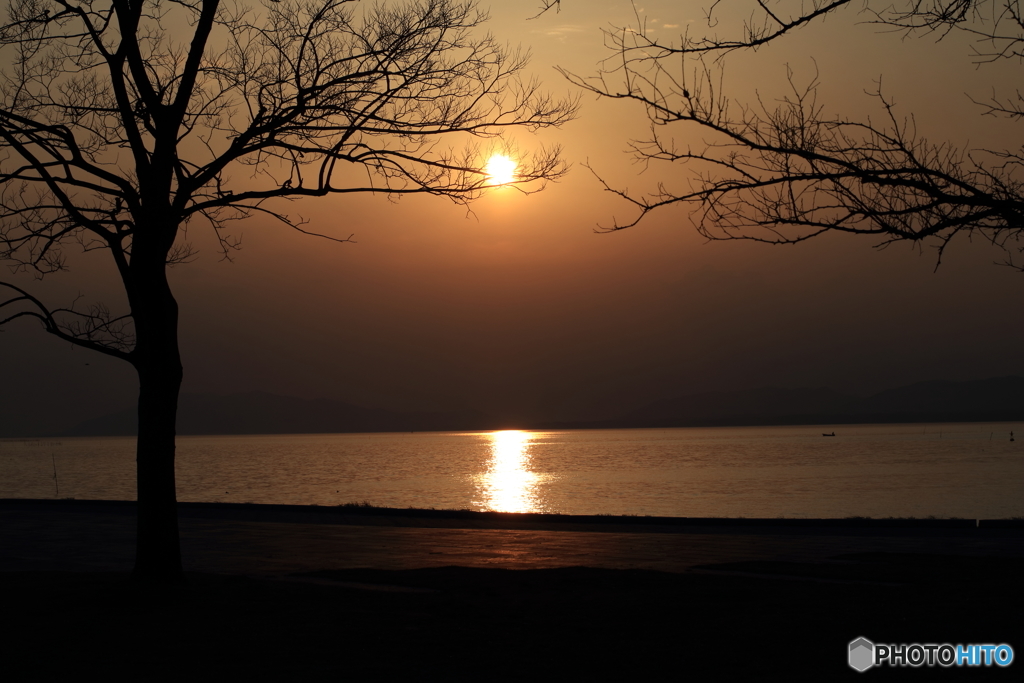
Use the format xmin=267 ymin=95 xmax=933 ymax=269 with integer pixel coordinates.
xmin=2 ymin=423 xmax=1022 ymax=519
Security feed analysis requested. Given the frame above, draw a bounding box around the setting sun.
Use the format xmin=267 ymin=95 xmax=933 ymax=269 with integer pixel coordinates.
xmin=485 ymin=154 xmax=517 ymax=185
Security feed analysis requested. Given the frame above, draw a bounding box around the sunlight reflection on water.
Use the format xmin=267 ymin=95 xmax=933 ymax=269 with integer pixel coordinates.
xmin=475 ymin=430 xmax=546 ymax=513
xmin=2 ymin=424 xmax=1023 ymax=518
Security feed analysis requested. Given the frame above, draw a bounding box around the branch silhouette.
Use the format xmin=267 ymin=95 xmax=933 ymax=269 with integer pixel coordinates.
xmin=560 ymin=0 xmax=1024 ymax=270
xmin=0 ymin=0 xmax=576 ymax=580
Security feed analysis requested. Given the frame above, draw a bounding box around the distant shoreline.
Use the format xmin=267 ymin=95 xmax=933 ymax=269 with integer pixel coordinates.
xmin=540 ymin=412 xmax=1024 ymax=431
xmin=3 ymin=416 xmax=1022 ymax=440
xmin=6 ymin=375 xmax=1019 ymax=438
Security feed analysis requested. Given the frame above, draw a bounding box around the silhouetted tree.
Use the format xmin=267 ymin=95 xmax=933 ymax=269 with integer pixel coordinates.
xmin=559 ymin=0 xmax=1024 ymax=270
xmin=0 ymin=0 xmax=575 ymax=580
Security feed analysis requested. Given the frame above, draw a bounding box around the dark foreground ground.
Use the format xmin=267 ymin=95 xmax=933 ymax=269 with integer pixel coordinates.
xmin=3 ymin=500 xmax=1023 ymax=681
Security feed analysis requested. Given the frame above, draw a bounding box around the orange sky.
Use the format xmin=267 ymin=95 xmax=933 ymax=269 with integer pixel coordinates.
xmin=3 ymin=1 xmax=1023 ymax=434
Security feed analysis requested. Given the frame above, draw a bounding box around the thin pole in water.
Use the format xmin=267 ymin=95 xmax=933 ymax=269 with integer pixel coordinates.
xmin=51 ymin=449 xmax=59 ymax=497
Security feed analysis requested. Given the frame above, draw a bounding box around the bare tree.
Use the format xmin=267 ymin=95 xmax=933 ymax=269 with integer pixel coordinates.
xmin=0 ymin=0 xmax=575 ymax=580
xmin=559 ymin=0 xmax=1024 ymax=270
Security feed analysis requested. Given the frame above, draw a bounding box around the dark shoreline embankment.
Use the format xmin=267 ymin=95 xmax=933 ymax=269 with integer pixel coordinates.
xmin=4 ymin=498 xmax=1023 ymax=679
xmin=4 ymin=497 xmax=1023 ymax=533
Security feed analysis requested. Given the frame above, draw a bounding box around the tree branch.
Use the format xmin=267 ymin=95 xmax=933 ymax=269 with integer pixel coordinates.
xmin=564 ymin=0 xmax=1024 ymax=270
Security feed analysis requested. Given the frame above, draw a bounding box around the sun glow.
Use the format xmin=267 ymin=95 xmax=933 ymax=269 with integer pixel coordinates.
xmin=484 ymin=154 xmax=517 ymax=186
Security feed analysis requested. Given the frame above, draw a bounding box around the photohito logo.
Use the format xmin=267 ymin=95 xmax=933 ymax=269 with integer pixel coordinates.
xmin=848 ymin=637 xmax=1014 ymax=671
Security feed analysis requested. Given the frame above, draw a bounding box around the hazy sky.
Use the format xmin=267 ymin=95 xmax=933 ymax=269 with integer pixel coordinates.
xmin=3 ymin=1 xmax=1024 ymax=435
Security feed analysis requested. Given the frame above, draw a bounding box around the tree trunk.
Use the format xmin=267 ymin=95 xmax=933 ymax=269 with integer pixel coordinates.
xmin=129 ymin=250 xmax=184 ymax=581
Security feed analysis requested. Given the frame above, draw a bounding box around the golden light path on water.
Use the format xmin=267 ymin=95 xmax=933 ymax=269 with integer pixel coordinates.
xmin=477 ymin=430 xmax=544 ymax=513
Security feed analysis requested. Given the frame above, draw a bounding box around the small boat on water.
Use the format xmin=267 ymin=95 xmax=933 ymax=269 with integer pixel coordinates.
xmin=822 ymin=432 xmax=836 ymax=437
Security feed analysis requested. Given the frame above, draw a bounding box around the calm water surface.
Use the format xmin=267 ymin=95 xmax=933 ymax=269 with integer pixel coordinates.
xmin=2 ymin=424 xmax=1022 ymax=518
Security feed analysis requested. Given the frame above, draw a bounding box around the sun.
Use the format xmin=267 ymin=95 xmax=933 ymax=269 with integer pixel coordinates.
xmin=484 ymin=154 xmax=517 ymax=186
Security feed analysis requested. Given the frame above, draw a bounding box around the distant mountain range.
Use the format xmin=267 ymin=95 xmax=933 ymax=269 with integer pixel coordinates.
xmin=65 ymin=391 xmax=496 ymax=437
xmin=544 ymin=376 xmax=1024 ymax=430
xmin=55 ymin=376 xmax=1024 ymax=437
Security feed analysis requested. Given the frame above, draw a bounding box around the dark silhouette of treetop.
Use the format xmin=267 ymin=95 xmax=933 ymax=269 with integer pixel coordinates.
xmin=559 ymin=0 xmax=1024 ymax=270
xmin=0 ymin=0 xmax=575 ymax=579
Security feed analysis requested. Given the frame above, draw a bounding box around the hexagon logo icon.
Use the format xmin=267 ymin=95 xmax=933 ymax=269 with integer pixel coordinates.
xmin=849 ymin=637 xmax=875 ymax=672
